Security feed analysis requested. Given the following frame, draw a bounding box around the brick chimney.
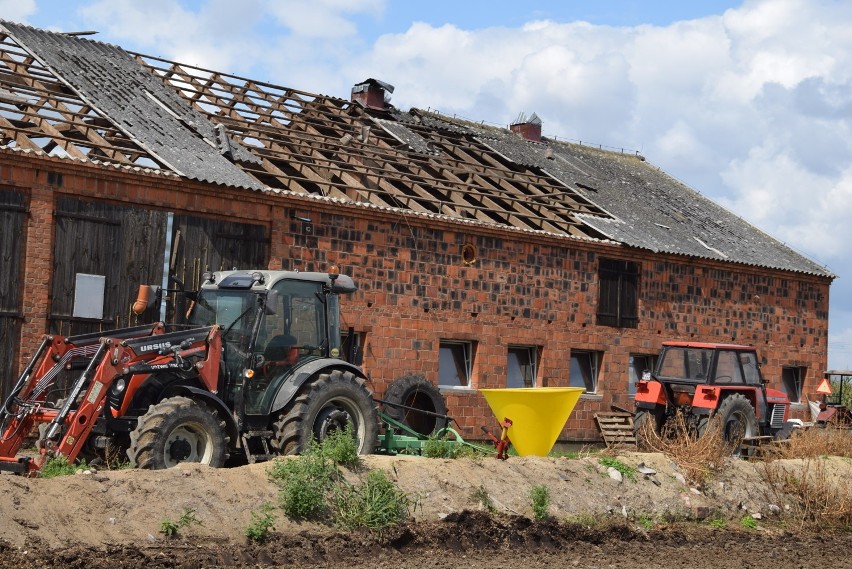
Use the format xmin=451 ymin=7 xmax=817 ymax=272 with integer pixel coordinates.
xmin=510 ymin=112 xmax=542 ymax=142
xmin=351 ymin=78 xmax=395 ymax=110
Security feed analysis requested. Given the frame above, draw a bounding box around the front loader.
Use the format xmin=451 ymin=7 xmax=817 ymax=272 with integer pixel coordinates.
xmin=0 ymin=267 xmax=379 ymax=475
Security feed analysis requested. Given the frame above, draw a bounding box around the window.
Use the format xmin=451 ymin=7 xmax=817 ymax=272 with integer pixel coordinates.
xmin=597 ymin=259 xmax=639 ymax=328
xmin=340 ymin=329 xmax=366 ymax=365
xmin=739 ymin=352 xmax=762 ymax=385
xmin=507 ymin=346 xmax=537 ymax=388
xmin=570 ymin=350 xmax=600 ymax=393
xmin=628 ymin=354 xmax=656 ymax=397
xmin=715 ymin=351 xmax=744 ymax=384
xmin=439 ymin=341 xmax=473 ymax=388
xmin=782 ymin=366 xmax=806 ymax=403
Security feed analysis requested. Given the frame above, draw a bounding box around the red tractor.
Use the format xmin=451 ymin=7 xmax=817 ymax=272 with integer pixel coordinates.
xmin=0 ymin=267 xmax=379 ymax=475
xmin=633 ymin=342 xmax=795 ymax=454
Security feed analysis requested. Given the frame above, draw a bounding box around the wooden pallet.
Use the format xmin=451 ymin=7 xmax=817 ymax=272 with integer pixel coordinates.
xmin=595 ymin=411 xmax=637 ymax=448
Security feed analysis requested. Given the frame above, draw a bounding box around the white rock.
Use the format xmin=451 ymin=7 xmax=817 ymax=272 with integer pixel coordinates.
xmin=607 ymin=467 xmax=623 ymax=482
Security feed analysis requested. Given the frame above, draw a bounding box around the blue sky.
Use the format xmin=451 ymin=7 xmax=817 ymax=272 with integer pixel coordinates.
xmin=5 ymin=0 xmax=852 ymax=369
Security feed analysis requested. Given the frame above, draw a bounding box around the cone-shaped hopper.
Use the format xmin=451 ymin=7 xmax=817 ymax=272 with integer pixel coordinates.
xmin=479 ymin=387 xmax=584 ymax=456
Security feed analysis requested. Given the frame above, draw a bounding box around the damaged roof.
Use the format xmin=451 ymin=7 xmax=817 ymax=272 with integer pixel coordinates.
xmin=0 ymin=21 xmax=831 ymax=277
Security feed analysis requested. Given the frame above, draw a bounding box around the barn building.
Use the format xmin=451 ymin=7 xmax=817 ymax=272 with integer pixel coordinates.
xmin=0 ymin=21 xmax=833 ymax=443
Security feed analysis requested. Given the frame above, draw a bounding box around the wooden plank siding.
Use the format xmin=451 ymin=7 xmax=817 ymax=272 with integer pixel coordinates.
xmin=0 ymin=189 xmax=26 ymax=398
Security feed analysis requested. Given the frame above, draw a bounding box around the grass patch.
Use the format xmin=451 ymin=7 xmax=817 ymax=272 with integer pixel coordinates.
xmin=422 ymin=436 xmax=488 ymax=459
xmin=598 ymin=456 xmax=637 ymax=482
xmin=333 ymin=470 xmax=414 ymax=531
xmin=268 ymin=432 xmax=414 ymax=531
xmin=529 ymin=484 xmax=551 ymax=521
xmin=739 ymin=515 xmax=758 ymax=530
xmin=38 ymin=456 xmax=97 ymax=478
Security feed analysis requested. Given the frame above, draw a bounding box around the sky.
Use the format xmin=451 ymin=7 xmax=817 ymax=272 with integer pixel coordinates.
xmin=5 ymin=0 xmax=852 ymax=369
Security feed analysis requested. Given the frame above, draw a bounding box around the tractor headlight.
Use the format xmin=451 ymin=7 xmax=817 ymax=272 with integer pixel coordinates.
xmin=114 ymin=378 xmax=126 ymax=393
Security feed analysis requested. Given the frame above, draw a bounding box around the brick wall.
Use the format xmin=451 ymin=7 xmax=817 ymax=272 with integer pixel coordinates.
xmin=5 ymin=154 xmax=832 ymax=444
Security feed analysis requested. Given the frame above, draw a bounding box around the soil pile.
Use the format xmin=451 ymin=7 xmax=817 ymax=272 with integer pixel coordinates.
xmin=1 ymin=452 xmax=849 ymax=568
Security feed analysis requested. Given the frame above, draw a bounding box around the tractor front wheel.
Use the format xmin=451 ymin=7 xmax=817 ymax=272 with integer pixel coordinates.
xmin=709 ymin=394 xmax=758 ymax=456
xmin=127 ymin=396 xmax=229 ymax=469
xmin=271 ymin=370 xmax=379 ymax=455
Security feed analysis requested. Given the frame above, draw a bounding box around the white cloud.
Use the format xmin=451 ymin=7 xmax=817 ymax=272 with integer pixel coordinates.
xmin=0 ymin=0 xmax=36 ymax=22
xmin=22 ymin=0 xmax=852 ymax=367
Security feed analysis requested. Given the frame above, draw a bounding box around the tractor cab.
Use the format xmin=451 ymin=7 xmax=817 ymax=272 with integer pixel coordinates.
xmin=188 ymin=269 xmax=357 ymax=416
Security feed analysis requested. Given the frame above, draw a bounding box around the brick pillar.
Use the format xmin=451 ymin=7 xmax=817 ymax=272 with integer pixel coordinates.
xmin=19 ymin=183 xmax=54 ymax=365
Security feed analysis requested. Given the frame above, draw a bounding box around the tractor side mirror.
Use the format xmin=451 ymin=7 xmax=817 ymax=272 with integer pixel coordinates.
xmin=132 ymin=285 xmax=161 ymax=316
xmin=264 ymin=290 xmax=279 ymax=316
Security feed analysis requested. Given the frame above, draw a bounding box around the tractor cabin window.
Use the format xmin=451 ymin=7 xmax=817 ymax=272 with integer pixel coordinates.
xmin=628 ymin=354 xmax=656 ymax=398
xmin=439 ymin=341 xmax=473 ymax=388
xmin=597 ymin=259 xmax=639 ymax=328
xmin=782 ymin=366 xmax=806 ymax=403
xmin=570 ymin=350 xmax=600 ymax=393
xmin=507 ymin=346 xmax=537 ymax=388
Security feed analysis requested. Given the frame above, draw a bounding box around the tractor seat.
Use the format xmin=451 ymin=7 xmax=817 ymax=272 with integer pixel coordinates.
xmin=264 ymin=334 xmax=299 ymax=366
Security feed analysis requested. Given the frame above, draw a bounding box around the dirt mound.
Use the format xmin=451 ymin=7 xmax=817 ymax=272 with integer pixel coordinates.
xmin=1 ymin=452 xmax=849 ymax=567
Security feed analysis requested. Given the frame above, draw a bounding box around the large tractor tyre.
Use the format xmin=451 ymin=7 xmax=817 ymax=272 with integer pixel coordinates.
xmin=633 ymin=409 xmax=663 ymax=450
xmin=127 ymin=396 xmax=230 ymax=469
xmin=272 ymin=370 xmax=379 ymax=456
xmin=707 ymin=394 xmax=759 ymax=456
xmin=383 ymin=374 xmax=448 ymax=436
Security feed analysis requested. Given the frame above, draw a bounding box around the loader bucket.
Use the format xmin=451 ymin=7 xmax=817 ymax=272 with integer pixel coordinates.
xmin=479 ymin=387 xmax=584 ymax=456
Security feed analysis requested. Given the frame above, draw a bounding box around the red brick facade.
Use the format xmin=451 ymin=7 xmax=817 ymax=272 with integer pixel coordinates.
xmin=5 ymin=152 xmax=831 ymax=443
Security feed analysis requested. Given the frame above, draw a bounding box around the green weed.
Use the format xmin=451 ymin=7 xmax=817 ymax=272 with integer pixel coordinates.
xmin=708 ymin=517 xmax=726 ymax=529
xmin=529 ymin=484 xmax=551 ymax=521
xmin=470 ymin=485 xmax=496 ymax=513
xmin=740 ymin=515 xmax=758 ymax=529
xmin=159 ymin=508 xmax=201 ymax=537
xmin=245 ymin=502 xmax=277 ymax=543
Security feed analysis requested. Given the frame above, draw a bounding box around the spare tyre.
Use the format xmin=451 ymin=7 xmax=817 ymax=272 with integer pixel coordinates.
xmin=383 ymin=374 xmax=448 ymax=436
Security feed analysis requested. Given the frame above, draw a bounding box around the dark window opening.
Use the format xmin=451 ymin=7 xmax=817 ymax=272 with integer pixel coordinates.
xmin=597 ymin=259 xmax=639 ymax=328
xmin=507 ymin=346 xmax=537 ymax=388
xmin=782 ymin=366 xmax=806 ymax=403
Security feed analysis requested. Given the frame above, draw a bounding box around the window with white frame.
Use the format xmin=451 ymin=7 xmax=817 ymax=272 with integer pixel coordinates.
xmin=628 ymin=354 xmax=656 ymax=398
xmin=507 ymin=346 xmax=537 ymax=388
xmin=782 ymin=366 xmax=806 ymax=403
xmin=570 ymin=350 xmax=601 ymax=393
xmin=439 ymin=341 xmax=473 ymax=388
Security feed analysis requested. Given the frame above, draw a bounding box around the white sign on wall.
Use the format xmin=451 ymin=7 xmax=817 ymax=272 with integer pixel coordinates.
xmin=73 ymin=273 xmax=105 ymax=319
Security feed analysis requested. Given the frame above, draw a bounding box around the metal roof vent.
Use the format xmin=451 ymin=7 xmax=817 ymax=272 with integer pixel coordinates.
xmin=510 ymin=112 xmax=542 ymax=142
xmin=351 ymin=78 xmax=395 ymax=110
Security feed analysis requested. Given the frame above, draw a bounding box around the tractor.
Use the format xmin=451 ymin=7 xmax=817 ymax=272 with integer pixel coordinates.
xmin=633 ymin=342 xmax=795 ymax=454
xmin=0 ymin=267 xmax=379 ymax=475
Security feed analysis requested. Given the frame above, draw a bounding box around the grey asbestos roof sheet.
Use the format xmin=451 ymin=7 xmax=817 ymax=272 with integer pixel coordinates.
xmin=1 ymin=21 xmax=263 ymax=190
xmin=478 ymin=130 xmax=831 ymax=277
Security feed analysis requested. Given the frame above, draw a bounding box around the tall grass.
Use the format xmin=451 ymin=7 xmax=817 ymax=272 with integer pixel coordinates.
xmin=636 ymin=411 xmax=728 ymax=485
xmin=761 ymin=457 xmax=852 ymax=530
xmin=268 ymin=428 xmax=414 ymax=530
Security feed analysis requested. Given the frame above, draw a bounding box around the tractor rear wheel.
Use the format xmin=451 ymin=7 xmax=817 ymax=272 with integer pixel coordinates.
xmin=127 ymin=396 xmax=229 ymax=469
xmin=271 ymin=370 xmax=379 ymax=455
xmin=708 ymin=393 xmax=758 ymax=456
xmin=633 ymin=409 xmax=662 ymax=450
xmin=383 ymin=374 xmax=448 ymax=436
